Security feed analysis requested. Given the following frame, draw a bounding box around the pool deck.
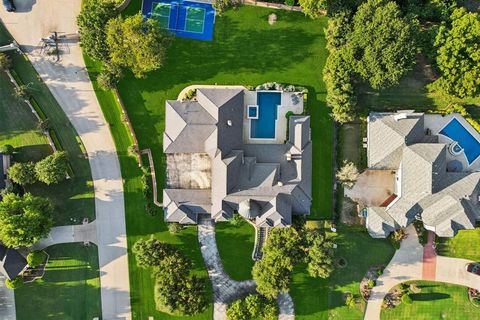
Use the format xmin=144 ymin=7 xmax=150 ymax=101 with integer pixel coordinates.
xmin=424 ymin=113 xmax=480 ymax=172
xmin=243 ymin=91 xmax=304 ymax=144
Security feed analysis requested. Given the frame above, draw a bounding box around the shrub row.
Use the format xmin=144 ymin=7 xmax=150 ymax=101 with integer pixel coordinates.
xmin=48 ymin=130 xmax=75 ymax=177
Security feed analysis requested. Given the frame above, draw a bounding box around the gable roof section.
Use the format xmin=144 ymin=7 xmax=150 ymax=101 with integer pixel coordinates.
xmin=0 ymin=245 xmax=27 ymax=280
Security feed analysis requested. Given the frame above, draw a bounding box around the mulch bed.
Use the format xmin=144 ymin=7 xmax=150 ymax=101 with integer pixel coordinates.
xmin=360 ymin=265 xmax=384 ymax=300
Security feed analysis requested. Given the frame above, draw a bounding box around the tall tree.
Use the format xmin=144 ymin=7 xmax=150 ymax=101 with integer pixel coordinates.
xmin=35 ymin=151 xmax=69 ymax=185
xmin=132 ymin=237 xmax=175 ymax=268
xmin=0 ymin=53 xmax=12 ymax=71
xmin=0 ymin=193 xmax=53 ymax=247
xmin=299 ymin=0 xmax=327 ymax=19
xmin=77 ymin=0 xmax=117 ymax=62
xmin=350 ymin=0 xmax=418 ymax=89
xmin=434 ymin=8 xmax=480 ymax=98
xmin=304 ymin=229 xmax=335 ymax=278
xmin=106 ymin=13 xmax=171 ymax=78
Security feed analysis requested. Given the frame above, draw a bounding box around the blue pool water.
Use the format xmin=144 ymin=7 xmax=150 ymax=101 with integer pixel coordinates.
xmin=250 ymin=92 xmax=281 ymax=139
xmin=440 ymin=118 xmax=480 ymax=165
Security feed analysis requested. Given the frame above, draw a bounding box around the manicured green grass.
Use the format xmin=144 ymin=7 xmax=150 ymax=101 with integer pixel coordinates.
xmin=291 ymin=225 xmax=395 ymax=320
xmin=437 ymin=228 xmax=480 ymax=261
xmin=215 ymin=221 xmax=255 ymax=281
xmin=14 ymin=243 xmax=101 ymax=320
xmin=0 ymin=23 xmax=94 ymax=225
xmin=90 ymin=3 xmax=333 ymax=318
xmin=0 ymin=72 xmax=50 ymax=161
xmin=381 ymin=281 xmax=478 ymax=320
xmin=120 ymin=2 xmax=333 ymax=220
xmin=84 ymin=55 xmax=212 ymax=320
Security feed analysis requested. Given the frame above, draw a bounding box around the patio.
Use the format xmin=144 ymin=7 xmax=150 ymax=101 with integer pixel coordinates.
xmin=345 ymin=169 xmax=396 ymax=207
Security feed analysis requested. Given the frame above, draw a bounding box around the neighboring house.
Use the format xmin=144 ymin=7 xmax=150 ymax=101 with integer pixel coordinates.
xmin=364 ymin=111 xmax=480 ymax=238
xmin=0 ymin=153 xmax=11 ymax=192
xmin=163 ymin=88 xmax=312 ymax=227
xmin=0 ymin=244 xmax=27 ymax=280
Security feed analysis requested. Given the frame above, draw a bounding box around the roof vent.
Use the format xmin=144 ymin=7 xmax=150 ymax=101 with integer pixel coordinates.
xmin=227 ymin=120 xmax=232 ymax=126
xmin=394 ymin=113 xmax=408 ymax=121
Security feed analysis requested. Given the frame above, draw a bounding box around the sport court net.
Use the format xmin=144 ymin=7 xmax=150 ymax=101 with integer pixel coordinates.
xmin=151 ymin=2 xmax=206 ymax=33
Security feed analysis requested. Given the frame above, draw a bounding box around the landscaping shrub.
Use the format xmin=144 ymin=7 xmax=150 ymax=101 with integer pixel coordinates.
xmin=26 ymin=251 xmax=46 ymax=268
xmin=345 ymin=293 xmax=356 ymax=308
xmin=0 ymin=144 xmax=14 ymax=155
xmin=0 ymin=53 xmax=12 ymax=71
xmin=336 ymin=161 xmax=359 ymax=189
xmin=127 ymin=145 xmax=139 ymax=160
xmin=367 ymin=279 xmax=376 ymax=288
xmin=5 ymin=276 xmax=24 ymax=289
xmin=185 ymin=89 xmax=196 ymax=100
xmin=29 ymin=98 xmax=47 ymax=120
xmin=98 ymin=62 xmax=123 ymax=91
xmin=35 ymin=151 xmax=69 ymax=185
xmin=167 ymin=223 xmax=183 ymax=234
xmin=229 ymin=213 xmax=243 ymax=227
xmin=132 ymin=237 xmax=175 ymax=268
xmin=7 ymin=162 xmax=37 ymax=185
xmin=401 ymin=293 xmax=413 ymax=305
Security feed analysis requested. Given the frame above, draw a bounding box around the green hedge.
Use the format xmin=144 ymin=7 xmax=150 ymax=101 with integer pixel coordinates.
xmin=10 ymin=69 xmax=23 ymax=86
xmin=29 ymin=98 xmax=48 ymax=120
xmin=48 ymin=130 xmax=75 ymax=177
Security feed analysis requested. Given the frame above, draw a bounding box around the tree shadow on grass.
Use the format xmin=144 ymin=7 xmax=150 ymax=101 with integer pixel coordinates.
xmin=411 ymin=293 xmax=451 ymax=301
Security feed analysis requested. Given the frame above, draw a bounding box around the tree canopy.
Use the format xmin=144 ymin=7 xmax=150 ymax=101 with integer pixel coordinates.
xmin=0 ymin=53 xmax=12 ymax=71
xmin=434 ymin=8 xmax=480 ymax=98
xmin=298 ymin=0 xmax=327 ymax=19
xmin=35 ymin=151 xmax=68 ymax=185
xmin=227 ymin=294 xmax=278 ymax=320
xmin=0 ymin=193 xmax=53 ymax=247
xmin=106 ymin=13 xmax=171 ymax=78
xmin=304 ymin=229 xmax=335 ymax=278
xmin=77 ymin=0 xmax=117 ymax=62
xmin=132 ymin=237 xmax=175 ymax=268
xmin=350 ymin=0 xmax=418 ymax=89
xmin=7 ymin=162 xmax=37 ymax=185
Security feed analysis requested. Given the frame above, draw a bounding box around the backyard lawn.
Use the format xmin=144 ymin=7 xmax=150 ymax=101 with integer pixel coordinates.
xmin=14 ymin=243 xmax=101 ymax=320
xmin=437 ymin=229 xmax=480 ymax=261
xmin=0 ymin=23 xmax=95 ymax=225
xmin=381 ymin=281 xmax=478 ymax=320
xmin=215 ymin=221 xmax=255 ymax=281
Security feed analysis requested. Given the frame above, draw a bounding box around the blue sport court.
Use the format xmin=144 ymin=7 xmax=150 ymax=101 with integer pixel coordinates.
xmin=142 ymin=0 xmax=216 ymax=41
xmin=250 ymin=92 xmax=281 ymax=139
xmin=440 ymin=117 xmax=480 ymax=166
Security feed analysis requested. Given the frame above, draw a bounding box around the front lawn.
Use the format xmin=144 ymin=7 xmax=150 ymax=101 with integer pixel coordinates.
xmin=381 ymin=281 xmax=478 ymax=320
xmin=14 ymin=243 xmax=101 ymax=320
xmin=215 ymin=221 xmax=255 ymax=281
xmin=437 ymin=229 xmax=480 ymax=262
xmin=291 ymin=225 xmax=395 ymax=320
xmin=0 ymin=23 xmax=95 ymax=225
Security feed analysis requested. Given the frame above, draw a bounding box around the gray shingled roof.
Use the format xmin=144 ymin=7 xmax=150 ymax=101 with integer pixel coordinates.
xmin=0 ymin=244 xmax=27 ymax=280
xmin=366 ymin=112 xmax=480 ymax=238
xmin=163 ymin=88 xmax=312 ymax=227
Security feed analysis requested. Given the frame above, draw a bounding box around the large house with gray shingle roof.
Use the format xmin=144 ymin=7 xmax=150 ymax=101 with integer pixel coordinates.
xmin=163 ymin=88 xmax=312 ymax=227
xmin=365 ymin=111 xmax=480 ymax=238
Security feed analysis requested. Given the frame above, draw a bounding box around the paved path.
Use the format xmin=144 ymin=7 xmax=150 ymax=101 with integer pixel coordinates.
xmin=31 ymin=222 xmax=97 ymax=251
xmin=0 ymin=275 xmax=15 ymax=320
xmin=278 ymin=292 xmax=294 ymax=320
xmin=0 ymin=2 xmax=131 ymax=319
xmin=364 ymin=226 xmax=480 ymax=320
xmin=198 ymin=218 xmax=256 ymax=319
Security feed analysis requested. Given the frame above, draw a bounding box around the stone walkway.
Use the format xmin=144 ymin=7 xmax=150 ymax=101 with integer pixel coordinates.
xmin=278 ymin=292 xmax=295 ymax=320
xmin=0 ymin=1 xmax=131 ymax=318
xmin=198 ymin=218 xmax=256 ymax=319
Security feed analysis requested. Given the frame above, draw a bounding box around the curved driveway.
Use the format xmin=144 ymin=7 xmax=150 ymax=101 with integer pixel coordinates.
xmin=364 ymin=225 xmax=480 ymax=320
xmin=0 ymin=1 xmax=131 ymax=319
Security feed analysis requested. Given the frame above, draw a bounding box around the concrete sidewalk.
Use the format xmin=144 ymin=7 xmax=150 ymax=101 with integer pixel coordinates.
xmin=0 ymin=1 xmax=131 ymax=319
xmin=0 ymin=275 xmax=15 ymax=320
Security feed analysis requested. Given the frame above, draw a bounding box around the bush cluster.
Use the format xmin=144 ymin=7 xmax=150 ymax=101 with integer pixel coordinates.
xmin=227 ymin=294 xmax=278 ymax=320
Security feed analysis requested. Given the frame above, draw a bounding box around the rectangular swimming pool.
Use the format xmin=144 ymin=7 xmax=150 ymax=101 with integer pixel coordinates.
xmin=440 ymin=118 xmax=480 ymax=165
xmin=250 ymin=92 xmax=281 ymax=139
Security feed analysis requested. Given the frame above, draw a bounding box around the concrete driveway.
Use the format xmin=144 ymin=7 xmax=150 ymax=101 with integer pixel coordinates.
xmin=0 ymin=1 xmax=131 ymax=319
xmin=0 ymin=275 xmax=15 ymax=320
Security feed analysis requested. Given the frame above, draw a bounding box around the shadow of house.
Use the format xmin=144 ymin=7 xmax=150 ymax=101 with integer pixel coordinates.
xmin=0 ymin=244 xmax=27 ymax=280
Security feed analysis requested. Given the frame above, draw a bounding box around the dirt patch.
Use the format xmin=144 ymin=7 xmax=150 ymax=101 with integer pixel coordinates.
xmin=339 ymin=196 xmax=363 ymax=225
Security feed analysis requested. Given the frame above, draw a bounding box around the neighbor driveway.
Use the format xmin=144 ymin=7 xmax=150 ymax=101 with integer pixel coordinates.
xmin=0 ymin=1 xmax=131 ymax=319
